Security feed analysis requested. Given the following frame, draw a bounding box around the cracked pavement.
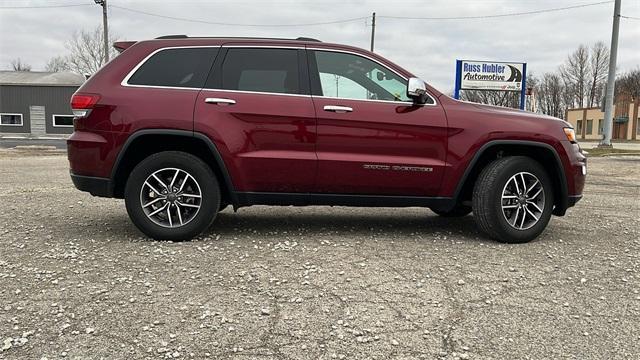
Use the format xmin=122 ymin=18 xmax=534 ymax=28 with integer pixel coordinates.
xmin=0 ymin=150 xmax=639 ymax=359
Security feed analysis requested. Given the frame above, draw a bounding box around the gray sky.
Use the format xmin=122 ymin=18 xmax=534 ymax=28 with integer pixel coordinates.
xmin=1 ymin=0 xmax=638 ymax=92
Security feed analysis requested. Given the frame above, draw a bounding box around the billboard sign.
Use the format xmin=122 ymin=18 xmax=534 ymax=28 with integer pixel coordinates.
xmin=454 ymin=60 xmax=528 ymax=109
xmin=459 ymin=60 xmax=524 ymax=91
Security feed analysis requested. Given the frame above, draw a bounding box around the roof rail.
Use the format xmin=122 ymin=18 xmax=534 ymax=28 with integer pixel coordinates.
xmin=155 ymin=35 xmax=189 ymax=39
xmin=154 ymin=35 xmax=322 ymax=42
xmin=295 ymin=37 xmax=321 ymax=42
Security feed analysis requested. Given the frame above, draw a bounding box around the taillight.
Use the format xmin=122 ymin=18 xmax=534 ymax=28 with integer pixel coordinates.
xmin=71 ymin=93 xmax=100 ymax=117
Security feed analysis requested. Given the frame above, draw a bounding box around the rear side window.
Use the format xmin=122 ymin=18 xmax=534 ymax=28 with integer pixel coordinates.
xmin=220 ymin=48 xmax=299 ymax=94
xmin=127 ymin=47 xmax=218 ymax=88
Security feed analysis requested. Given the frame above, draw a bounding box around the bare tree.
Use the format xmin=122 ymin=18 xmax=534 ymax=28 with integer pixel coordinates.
xmin=45 ymin=56 xmax=70 ymax=72
xmin=587 ymin=42 xmax=609 ymax=107
xmin=560 ymin=44 xmax=590 ymax=108
xmin=460 ymin=90 xmax=520 ymax=109
xmin=615 ymin=68 xmax=640 ymax=100
xmin=534 ymin=73 xmax=567 ymax=119
xmin=10 ymin=58 xmax=32 ymax=71
xmin=64 ymin=26 xmax=118 ymax=75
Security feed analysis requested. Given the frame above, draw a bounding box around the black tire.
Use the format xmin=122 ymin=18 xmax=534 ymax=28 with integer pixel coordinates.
xmin=472 ymin=156 xmax=554 ymax=243
xmin=431 ymin=205 xmax=472 ymax=217
xmin=124 ymin=151 xmax=220 ymax=241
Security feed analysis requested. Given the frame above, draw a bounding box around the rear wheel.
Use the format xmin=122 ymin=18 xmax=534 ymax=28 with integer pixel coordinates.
xmin=472 ymin=156 xmax=554 ymax=243
xmin=125 ymin=151 xmax=220 ymax=241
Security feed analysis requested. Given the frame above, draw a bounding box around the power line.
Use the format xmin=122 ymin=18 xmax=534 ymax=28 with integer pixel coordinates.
xmin=378 ymin=1 xmax=613 ymax=20
xmin=0 ymin=3 xmax=91 ymax=9
xmin=109 ymin=5 xmax=369 ymax=27
xmin=619 ymin=15 xmax=640 ymax=20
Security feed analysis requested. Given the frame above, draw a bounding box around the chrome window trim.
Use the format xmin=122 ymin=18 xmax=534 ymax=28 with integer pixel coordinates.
xmin=307 ymin=47 xmax=437 ymax=106
xmin=121 ymin=45 xmax=221 ymax=88
xmin=200 ymin=88 xmax=310 ymax=98
xmin=119 ymin=44 xmax=437 ymax=106
xmin=0 ymin=113 xmax=24 ymax=126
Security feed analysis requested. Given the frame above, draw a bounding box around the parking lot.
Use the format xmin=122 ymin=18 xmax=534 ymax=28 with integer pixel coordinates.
xmin=0 ymin=149 xmax=638 ymax=359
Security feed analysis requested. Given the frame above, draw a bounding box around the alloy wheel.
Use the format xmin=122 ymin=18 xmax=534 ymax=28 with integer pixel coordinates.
xmin=139 ymin=168 xmax=202 ymax=228
xmin=500 ymin=172 xmax=545 ymax=230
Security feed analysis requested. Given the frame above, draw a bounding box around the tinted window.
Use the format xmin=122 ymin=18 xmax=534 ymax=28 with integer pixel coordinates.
xmin=314 ymin=50 xmax=411 ymax=102
xmin=221 ymin=48 xmax=299 ymax=94
xmin=127 ymin=47 xmax=218 ymax=88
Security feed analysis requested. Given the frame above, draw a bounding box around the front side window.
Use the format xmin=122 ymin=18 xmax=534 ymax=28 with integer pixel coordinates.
xmin=53 ymin=115 xmax=74 ymax=127
xmin=313 ymin=50 xmax=411 ymax=102
xmin=127 ymin=47 xmax=218 ymax=88
xmin=0 ymin=113 xmax=23 ymax=126
xmin=221 ymin=48 xmax=300 ymax=94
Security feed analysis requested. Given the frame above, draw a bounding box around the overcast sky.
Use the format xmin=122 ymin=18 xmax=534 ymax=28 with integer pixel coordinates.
xmin=1 ymin=0 xmax=638 ymax=92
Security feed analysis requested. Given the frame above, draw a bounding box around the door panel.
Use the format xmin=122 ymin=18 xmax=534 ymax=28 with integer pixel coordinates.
xmin=308 ymin=49 xmax=447 ymax=196
xmin=194 ymin=91 xmax=316 ymax=193
xmin=314 ymin=98 xmax=448 ymax=196
xmin=193 ymin=47 xmax=316 ymax=193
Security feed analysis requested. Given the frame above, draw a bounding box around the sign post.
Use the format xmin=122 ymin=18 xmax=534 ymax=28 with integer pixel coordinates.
xmin=454 ymin=60 xmax=527 ymax=110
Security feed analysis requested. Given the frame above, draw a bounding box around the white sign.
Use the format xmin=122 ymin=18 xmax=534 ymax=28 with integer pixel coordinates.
xmin=460 ymin=60 xmax=524 ymax=91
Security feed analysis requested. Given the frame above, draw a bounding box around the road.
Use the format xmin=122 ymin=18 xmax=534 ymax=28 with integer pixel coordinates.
xmin=0 ymin=151 xmax=638 ymax=359
xmin=0 ymin=138 xmax=67 ymax=149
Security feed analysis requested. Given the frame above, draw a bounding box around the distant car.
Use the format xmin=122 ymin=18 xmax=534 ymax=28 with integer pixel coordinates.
xmin=67 ymin=35 xmax=586 ymax=243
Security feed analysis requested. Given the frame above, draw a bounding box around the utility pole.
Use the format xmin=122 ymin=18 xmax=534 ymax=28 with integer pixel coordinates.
xmin=370 ymin=12 xmax=376 ymax=52
xmin=599 ymin=0 xmax=621 ymax=148
xmin=95 ymin=0 xmax=109 ymax=63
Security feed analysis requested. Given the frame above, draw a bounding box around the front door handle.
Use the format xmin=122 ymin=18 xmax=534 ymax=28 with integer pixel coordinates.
xmin=205 ymin=97 xmax=236 ymax=105
xmin=324 ymin=105 xmax=353 ymax=113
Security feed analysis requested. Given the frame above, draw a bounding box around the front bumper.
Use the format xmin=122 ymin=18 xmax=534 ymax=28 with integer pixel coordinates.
xmin=70 ymin=173 xmax=112 ymax=197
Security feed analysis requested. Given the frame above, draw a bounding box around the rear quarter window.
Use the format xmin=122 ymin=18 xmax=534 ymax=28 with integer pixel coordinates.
xmin=126 ymin=47 xmax=218 ymax=88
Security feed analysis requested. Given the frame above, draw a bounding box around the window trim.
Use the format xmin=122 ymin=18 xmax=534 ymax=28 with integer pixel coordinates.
xmin=120 ymin=44 xmax=437 ymax=106
xmin=307 ymin=47 xmax=437 ymax=106
xmin=52 ymin=114 xmax=75 ymax=128
xmin=121 ymin=45 xmax=221 ymax=89
xmin=0 ymin=113 xmax=24 ymax=126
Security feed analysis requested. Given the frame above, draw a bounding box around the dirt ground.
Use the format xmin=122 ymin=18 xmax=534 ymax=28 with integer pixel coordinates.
xmin=0 ymin=150 xmax=638 ymax=359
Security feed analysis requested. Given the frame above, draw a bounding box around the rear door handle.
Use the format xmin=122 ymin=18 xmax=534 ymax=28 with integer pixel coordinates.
xmin=205 ymin=97 xmax=236 ymax=105
xmin=324 ymin=105 xmax=353 ymax=113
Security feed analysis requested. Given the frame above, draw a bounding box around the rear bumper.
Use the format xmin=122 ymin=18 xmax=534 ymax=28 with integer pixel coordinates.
xmin=70 ymin=173 xmax=113 ymax=197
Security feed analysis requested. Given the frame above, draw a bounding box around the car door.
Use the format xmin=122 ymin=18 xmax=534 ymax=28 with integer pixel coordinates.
xmin=309 ymin=49 xmax=448 ymax=196
xmin=194 ymin=46 xmax=317 ymax=193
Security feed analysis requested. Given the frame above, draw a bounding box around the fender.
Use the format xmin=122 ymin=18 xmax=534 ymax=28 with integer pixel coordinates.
xmin=452 ymin=140 xmax=569 ymax=215
xmin=110 ymin=129 xmax=238 ymax=206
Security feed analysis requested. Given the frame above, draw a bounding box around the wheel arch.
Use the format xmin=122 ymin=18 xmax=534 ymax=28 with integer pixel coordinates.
xmin=453 ymin=140 xmax=569 ymax=216
xmin=110 ymin=129 xmax=237 ymax=207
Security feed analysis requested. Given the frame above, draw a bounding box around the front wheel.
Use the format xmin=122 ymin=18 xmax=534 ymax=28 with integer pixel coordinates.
xmin=124 ymin=151 xmax=221 ymax=241
xmin=472 ymin=156 xmax=554 ymax=243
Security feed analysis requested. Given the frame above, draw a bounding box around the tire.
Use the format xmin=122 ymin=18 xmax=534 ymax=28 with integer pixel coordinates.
xmin=472 ymin=156 xmax=554 ymax=243
xmin=124 ymin=151 xmax=221 ymax=241
xmin=431 ymin=205 xmax=472 ymax=217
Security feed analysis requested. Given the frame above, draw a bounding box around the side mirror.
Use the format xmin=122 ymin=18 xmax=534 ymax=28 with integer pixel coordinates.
xmin=407 ymin=77 xmax=428 ymax=104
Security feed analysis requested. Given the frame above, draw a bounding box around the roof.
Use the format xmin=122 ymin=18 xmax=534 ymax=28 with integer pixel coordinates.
xmin=0 ymin=71 xmax=85 ymax=86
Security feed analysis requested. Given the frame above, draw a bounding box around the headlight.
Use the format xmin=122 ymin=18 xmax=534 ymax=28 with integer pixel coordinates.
xmin=563 ymin=127 xmax=577 ymax=143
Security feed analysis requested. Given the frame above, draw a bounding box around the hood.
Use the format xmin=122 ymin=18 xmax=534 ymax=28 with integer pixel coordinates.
xmin=467 ymin=102 xmax=572 ymax=127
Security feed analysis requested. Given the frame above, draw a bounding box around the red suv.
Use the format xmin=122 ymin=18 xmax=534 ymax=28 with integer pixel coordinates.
xmin=67 ymin=36 xmax=586 ymax=243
